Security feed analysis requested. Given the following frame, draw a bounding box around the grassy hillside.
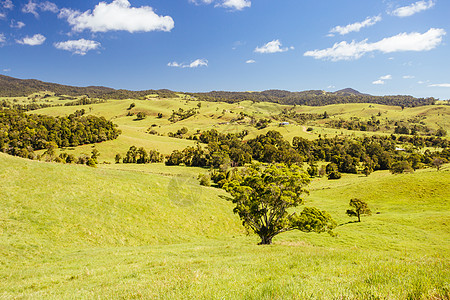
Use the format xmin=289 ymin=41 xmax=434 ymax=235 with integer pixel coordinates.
xmin=1 ymin=153 xmax=449 ymax=299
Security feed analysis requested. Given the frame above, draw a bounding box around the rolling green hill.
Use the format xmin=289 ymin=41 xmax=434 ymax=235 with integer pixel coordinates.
xmin=1 ymin=152 xmax=449 ymax=299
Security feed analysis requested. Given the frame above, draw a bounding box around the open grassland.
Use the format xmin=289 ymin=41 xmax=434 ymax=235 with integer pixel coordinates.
xmin=1 ymin=153 xmax=449 ymax=299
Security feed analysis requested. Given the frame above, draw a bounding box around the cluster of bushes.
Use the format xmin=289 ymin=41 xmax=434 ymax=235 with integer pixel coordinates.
xmin=115 ymin=146 xmax=163 ymax=164
xmin=274 ymin=108 xmax=324 ymax=124
xmin=0 ymin=108 xmax=121 ymax=159
xmin=36 ymin=146 xmax=100 ymax=167
xmin=168 ymin=108 xmax=198 ymax=122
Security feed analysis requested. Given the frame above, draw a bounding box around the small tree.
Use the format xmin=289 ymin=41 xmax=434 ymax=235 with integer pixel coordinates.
xmin=432 ymin=158 xmax=443 ymax=171
xmin=223 ymin=163 xmax=336 ymax=245
xmin=346 ymin=198 xmax=371 ymax=222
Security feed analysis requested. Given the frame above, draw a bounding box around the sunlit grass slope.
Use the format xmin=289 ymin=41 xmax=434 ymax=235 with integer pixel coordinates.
xmin=0 ymin=153 xmax=243 ymax=254
xmin=1 ymin=153 xmax=449 ymax=299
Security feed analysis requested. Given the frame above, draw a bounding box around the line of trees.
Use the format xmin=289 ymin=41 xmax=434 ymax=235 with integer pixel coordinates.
xmin=166 ymin=129 xmax=450 ymax=177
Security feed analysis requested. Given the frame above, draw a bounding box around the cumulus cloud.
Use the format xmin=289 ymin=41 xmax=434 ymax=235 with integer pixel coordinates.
xmin=330 ymin=15 xmax=381 ymax=35
xmin=428 ymin=83 xmax=450 ymax=88
xmin=22 ymin=1 xmax=58 ymax=17
xmin=246 ymin=59 xmax=256 ymax=64
xmin=54 ymin=39 xmax=101 ymax=55
xmin=16 ymin=34 xmax=46 ymax=46
xmin=304 ymin=28 xmax=446 ymax=61
xmin=59 ymin=0 xmax=174 ymax=33
xmin=10 ymin=20 xmax=26 ymax=29
xmin=0 ymin=12 xmax=5 ymax=19
xmin=372 ymin=80 xmax=385 ymax=85
xmin=190 ymin=0 xmax=251 ymax=10
xmin=2 ymin=0 xmax=13 ymax=9
xmin=390 ymin=0 xmax=435 ymax=17
xmin=221 ymin=0 xmax=251 ymax=10
xmin=0 ymin=33 xmax=5 ymax=45
xmin=255 ymin=40 xmax=293 ymax=54
xmin=380 ymin=74 xmax=392 ymax=80
xmin=168 ymin=59 xmax=208 ymax=68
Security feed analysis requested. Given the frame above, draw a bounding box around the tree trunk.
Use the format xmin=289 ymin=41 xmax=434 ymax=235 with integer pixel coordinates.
xmin=258 ymin=235 xmax=273 ymax=245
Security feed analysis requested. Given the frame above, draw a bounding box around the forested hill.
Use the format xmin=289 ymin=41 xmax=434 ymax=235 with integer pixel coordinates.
xmin=0 ymin=75 xmax=177 ymax=99
xmin=188 ymin=89 xmax=436 ymax=107
xmin=0 ymin=74 xmax=436 ymax=107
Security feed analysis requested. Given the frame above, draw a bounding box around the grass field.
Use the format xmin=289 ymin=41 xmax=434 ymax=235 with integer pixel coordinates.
xmin=1 ymin=96 xmax=449 ymax=298
xmin=1 ymin=152 xmax=449 ymax=299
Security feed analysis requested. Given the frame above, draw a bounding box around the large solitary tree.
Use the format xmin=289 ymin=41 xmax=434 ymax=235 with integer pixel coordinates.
xmin=223 ymin=163 xmax=336 ymax=245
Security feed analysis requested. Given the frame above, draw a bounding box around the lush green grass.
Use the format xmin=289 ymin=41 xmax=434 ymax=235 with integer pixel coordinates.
xmin=1 ymin=153 xmax=449 ymax=299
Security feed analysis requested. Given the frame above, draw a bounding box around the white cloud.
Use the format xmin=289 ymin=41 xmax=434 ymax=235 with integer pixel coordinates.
xmin=54 ymin=39 xmax=101 ymax=55
xmin=373 ymin=80 xmax=385 ymax=85
xmin=22 ymin=1 xmax=58 ymax=17
xmin=22 ymin=0 xmax=39 ymax=17
xmin=304 ymin=28 xmax=446 ymax=61
xmin=330 ymin=15 xmax=381 ymax=35
xmin=391 ymin=0 xmax=435 ymax=17
xmin=2 ymin=0 xmax=13 ymax=9
xmin=40 ymin=1 xmax=58 ymax=13
xmin=255 ymin=40 xmax=292 ymax=54
xmin=11 ymin=20 xmax=26 ymax=29
xmin=168 ymin=58 xmax=208 ymax=68
xmin=0 ymin=12 xmax=5 ymax=19
xmin=380 ymin=74 xmax=392 ymax=80
xmin=59 ymin=0 xmax=174 ymax=33
xmin=246 ymin=59 xmax=256 ymax=64
xmin=403 ymin=75 xmax=415 ymax=79
xmin=220 ymin=0 xmax=251 ymax=10
xmin=428 ymin=83 xmax=450 ymax=88
xmin=0 ymin=33 xmax=5 ymax=45
xmin=3 ymin=68 xmax=11 ymax=72
xmin=190 ymin=0 xmax=251 ymax=10
xmin=16 ymin=34 xmax=46 ymax=46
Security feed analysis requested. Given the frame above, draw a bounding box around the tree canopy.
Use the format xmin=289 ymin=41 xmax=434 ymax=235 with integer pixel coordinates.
xmin=223 ymin=163 xmax=336 ymax=245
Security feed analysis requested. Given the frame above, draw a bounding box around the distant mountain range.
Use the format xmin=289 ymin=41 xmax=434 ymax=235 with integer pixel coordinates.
xmin=0 ymin=74 xmax=436 ymax=107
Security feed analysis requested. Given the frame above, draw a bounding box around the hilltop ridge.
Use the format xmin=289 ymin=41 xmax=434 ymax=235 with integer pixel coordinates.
xmin=0 ymin=74 xmax=437 ymax=107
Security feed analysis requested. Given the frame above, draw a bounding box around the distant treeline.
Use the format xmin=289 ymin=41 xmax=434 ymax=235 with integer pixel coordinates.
xmin=1 ymin=99 xmax=59 ymax=111
xmin=0 ymin=75 xmax=437 ymax=107
xmin=187 ymin=90 xmax=436 ymax=108
xmin=0 ymin=75 xmax=177 ymax=99
xmin=0 ymin=108 xmax=121 ymax=159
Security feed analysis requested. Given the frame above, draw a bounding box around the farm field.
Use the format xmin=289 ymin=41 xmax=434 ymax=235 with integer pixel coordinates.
xmin=0 ymin=150 xmax=449 ymax=299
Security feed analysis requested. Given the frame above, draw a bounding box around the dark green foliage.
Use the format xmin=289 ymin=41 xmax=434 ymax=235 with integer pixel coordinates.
xmin=223 ymin=163 xmax=336 ymax=245
xmin=115 ymin=153 xmax=122 ymax=164
xmin=198 ymin=174 xmax=211 ymax=187
xmin=128 ymin=103 xmax=135 ymax=110
xmin=188 ymin=89 xmax=435 ymax=108
xmin=0 ymin=108 xmax=120 ymax=158
xmin=169 ymin=108 xmax=198 ymax=122
xmin=122 ymin=146 xmax=163 ymax=164
xmin=135 ymin=112 xmax=147 ymax=120
xmin=346 ymin=198 xmax=371 ymax=222
xmin=327 ymin=171 xmax=342 ymax=180
xmin=64 ymin=98 xmax=106 ymax=106
xmin=390 ymin=161 xmax=413 ymax=174
xmin=0 ymin=75 xmax=177 ymax=99
xmin=157 ymin=113 xmax=163 ymax=118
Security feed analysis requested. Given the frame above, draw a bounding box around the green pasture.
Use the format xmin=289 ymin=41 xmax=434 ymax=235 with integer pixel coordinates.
xmin=1 ymin=153 xmax=449 ymax=299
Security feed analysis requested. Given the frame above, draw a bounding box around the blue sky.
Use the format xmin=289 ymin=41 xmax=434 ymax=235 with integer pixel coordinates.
xmin=0 ymin=0 xmax=449 ymax=99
